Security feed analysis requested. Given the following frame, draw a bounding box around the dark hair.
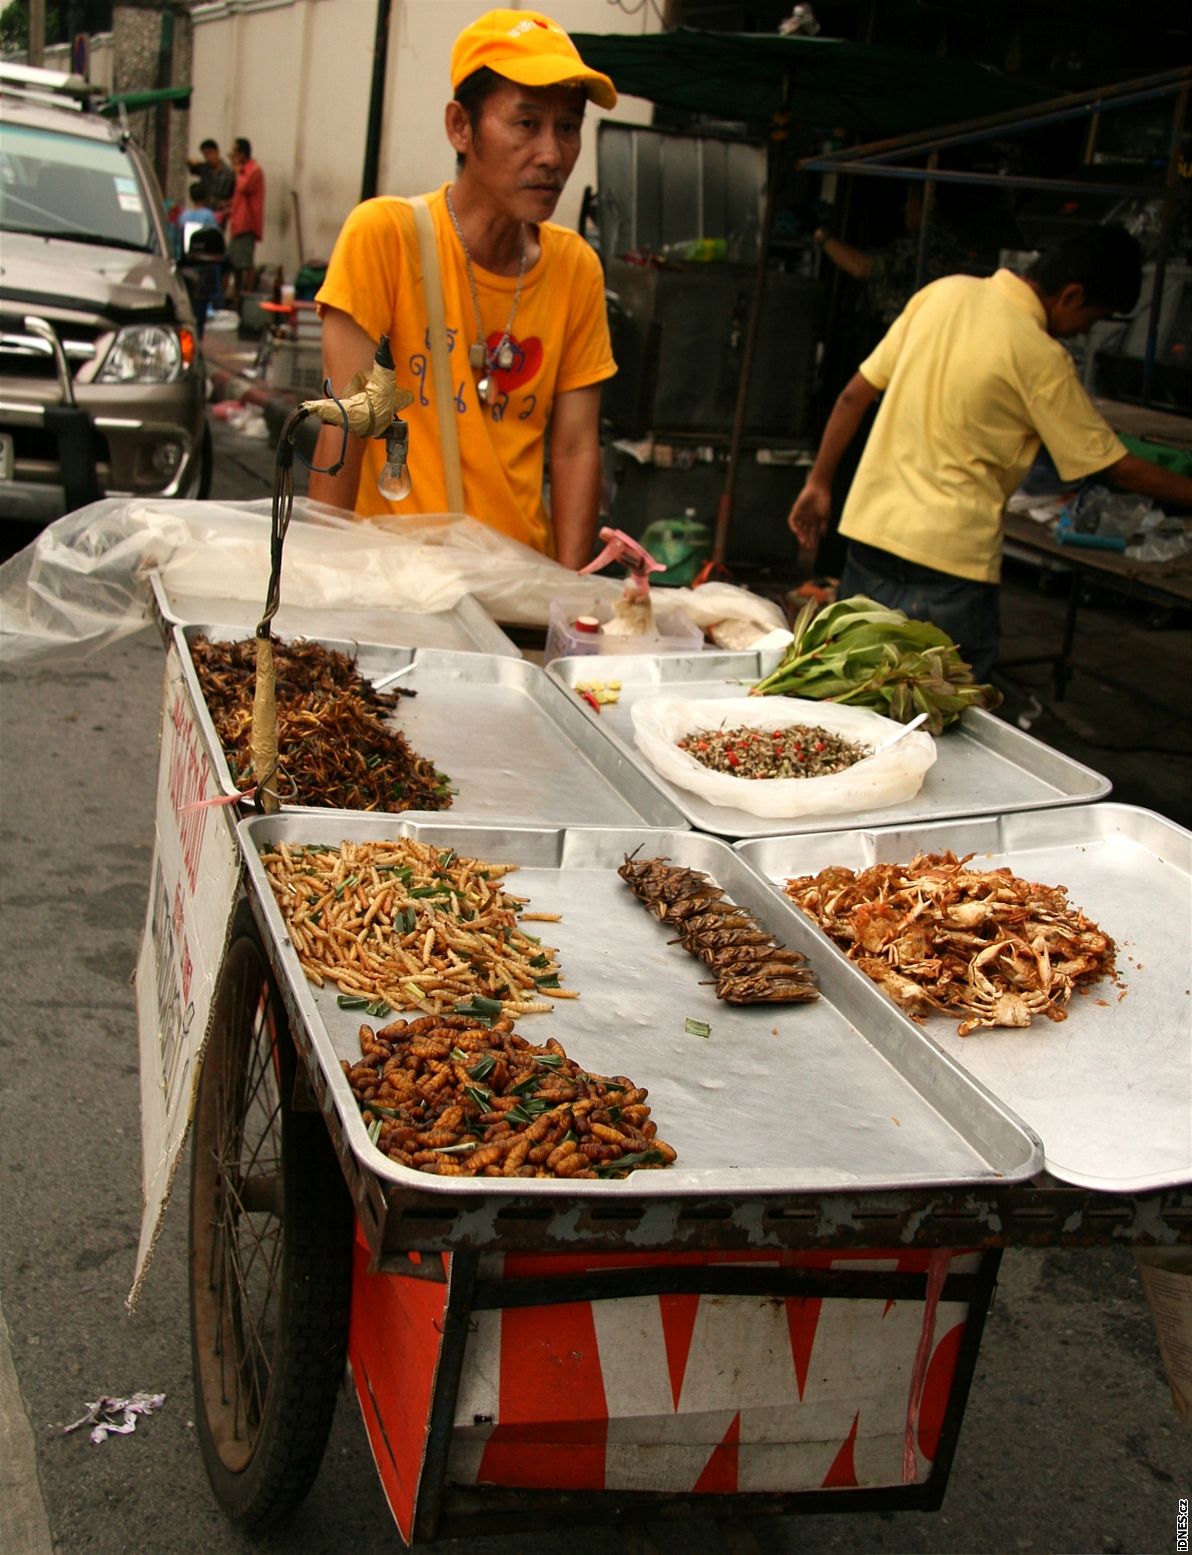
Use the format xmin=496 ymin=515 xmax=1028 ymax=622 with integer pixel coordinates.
xmin=234 ymin=137 xmax=252 ymax=159
xmin=454 ymin=66 xmax=507 ymax=133
xmin=188 ymin=181 xmax=205 ymax=202
xmin=452 ymin=66 xmax=508 ymax=168
xmin=1027 ymin=226 xmax=1142 ymax=314
xmin=199 ymin=137 xmax=219 ymax=152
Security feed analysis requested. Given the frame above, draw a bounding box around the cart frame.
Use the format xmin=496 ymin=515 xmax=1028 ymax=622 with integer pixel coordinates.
xmin=142 ymin=619 xmax=1189 ymax=1549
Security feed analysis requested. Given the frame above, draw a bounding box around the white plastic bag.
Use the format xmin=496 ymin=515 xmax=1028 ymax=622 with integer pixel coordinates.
xmin=630 ymin=695 xmax=937 ymax=818
xmin=0 ymin=499 xmax=788 ymax=665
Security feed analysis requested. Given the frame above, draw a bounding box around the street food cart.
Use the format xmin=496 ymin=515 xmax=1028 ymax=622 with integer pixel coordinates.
xmin=132 ymin=569 xmax=1190 ymax=1547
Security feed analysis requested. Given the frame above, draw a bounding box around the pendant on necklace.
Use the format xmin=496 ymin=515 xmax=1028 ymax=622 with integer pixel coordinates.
xmin=496 ymin=342 xmax=514 ymax=371
xmin=468 ymin=341 xmax=485 ymax=372
xmin=476 ymin=371 xmax=497 ymax=406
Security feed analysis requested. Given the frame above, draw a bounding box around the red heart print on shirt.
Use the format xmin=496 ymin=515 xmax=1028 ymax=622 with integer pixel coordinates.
xmin=487 ymin=333 xmax=542 ymax=393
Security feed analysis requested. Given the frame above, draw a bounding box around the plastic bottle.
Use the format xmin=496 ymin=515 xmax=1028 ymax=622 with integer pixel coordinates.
xmin=660 ymin=238 xmax=728 ymax=263
xmin=640 ymin=509 xmax=711 ymax=587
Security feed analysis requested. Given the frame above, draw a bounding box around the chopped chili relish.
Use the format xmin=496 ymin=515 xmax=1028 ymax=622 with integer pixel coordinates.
xmin=678 ymin=723 xmax=870 ymax=779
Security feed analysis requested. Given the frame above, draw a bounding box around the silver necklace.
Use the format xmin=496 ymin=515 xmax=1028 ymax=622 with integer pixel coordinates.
xmin=444 ymin=186 xmax=526 ymax=405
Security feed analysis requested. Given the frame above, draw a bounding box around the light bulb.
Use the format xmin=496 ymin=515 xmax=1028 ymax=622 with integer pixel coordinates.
xmin=376 ymin=418 xmax=411 ymax=502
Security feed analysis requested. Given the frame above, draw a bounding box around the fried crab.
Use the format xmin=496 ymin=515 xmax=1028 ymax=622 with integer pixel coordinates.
xmin=784 ymin=850 xmax=1116 ymax=1035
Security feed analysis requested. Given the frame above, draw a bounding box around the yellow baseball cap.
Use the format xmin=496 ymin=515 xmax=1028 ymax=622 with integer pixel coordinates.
xmin=451 ymin=9 xmax=617 ymax=110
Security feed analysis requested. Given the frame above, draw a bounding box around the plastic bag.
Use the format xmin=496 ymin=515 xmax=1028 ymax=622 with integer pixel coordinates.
xmin=1063 ymin=484 xmax=1154 ymax=541
xmin=0 ymin=499 xmax=788 ymax=666
xmin=675 ymin=581 xmax=786 ymax=637
xmin=1126 ymin=529 xmax=1191 ymax=563
xmin=1124 ymin=507 xmax=1191 ymax=563
xmin=630 ymin=695 xmax=937 ymax=818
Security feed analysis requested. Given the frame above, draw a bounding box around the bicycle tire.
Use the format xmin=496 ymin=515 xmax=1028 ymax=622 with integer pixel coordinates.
xmin=189 ymin=903 xmax=353 ymax=1530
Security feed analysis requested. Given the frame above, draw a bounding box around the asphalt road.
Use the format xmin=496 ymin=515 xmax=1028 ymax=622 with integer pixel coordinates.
xmin=0 ymin=416 xmax=1187 ymax=1554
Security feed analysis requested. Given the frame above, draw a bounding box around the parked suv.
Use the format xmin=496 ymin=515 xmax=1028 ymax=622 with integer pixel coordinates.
xmin=0 ymin=67 xmax=210 ymax=524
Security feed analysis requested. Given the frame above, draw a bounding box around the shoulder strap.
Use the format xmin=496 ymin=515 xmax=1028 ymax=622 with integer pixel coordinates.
xmin=409 ymin=194 xmax=465 ymax=515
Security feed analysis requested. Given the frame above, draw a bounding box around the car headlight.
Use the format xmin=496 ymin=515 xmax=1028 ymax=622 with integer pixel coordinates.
xmin=98 ymin=324 xmax=196 ymax=384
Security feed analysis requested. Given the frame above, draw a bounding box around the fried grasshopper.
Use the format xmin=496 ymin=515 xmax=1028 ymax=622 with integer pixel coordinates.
xmin=618 ymin=853 xmax=819 ymax=1005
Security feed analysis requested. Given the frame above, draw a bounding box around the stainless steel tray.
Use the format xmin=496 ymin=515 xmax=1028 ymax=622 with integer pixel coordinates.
xmin=238 ymin=814 xmax=1043 ymax=1205
xmin=546 ymin=649 xmax=1111 ymax=838
xmin=174 ymin=624 xmax=686 ymax=829
xmin=736 ymin=803 xmax=1192 ymax=1192
xmin=147 ymin=570 xmax=519 ymax=657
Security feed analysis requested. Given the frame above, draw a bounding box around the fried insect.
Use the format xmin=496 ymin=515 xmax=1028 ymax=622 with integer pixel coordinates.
xmin=190 ymin=634 xmax=452 ymax=812
xmin=618 ymin=854 xmax=819 ymax=1005
xmin=343 ymin=1013 xmax=676 ymax=1179
xmin=785 ymin=850 xmax=1116 ymax=1035
xmin=261 ymin=836 xmax=572 ymax=1017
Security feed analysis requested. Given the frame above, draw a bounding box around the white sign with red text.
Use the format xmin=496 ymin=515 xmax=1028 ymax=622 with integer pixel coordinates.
xmin=129 ymin=648 xmax=240 ymax=1309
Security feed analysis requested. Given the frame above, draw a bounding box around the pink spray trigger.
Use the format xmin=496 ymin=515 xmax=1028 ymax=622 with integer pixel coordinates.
xmin=579 ymin=526 xmax=666 ymax=599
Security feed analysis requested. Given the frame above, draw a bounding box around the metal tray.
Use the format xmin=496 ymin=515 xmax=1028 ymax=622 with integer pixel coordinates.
xmin=174 ymin=624 xmax=686 ymax=830
xmin=736 ymin=803 xmax=1192 ymax=1192
xmin=546 ymin=649 xmax=1111 ymax=839
xmin=238 ymin=814 xmax=1042 ymax=1211
xmin=147 ymin=570 xmax=519 ymax=657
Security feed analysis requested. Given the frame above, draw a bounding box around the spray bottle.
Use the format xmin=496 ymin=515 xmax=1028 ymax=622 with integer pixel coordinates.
xmin=579 ymin=526 xmax=667 ymax=637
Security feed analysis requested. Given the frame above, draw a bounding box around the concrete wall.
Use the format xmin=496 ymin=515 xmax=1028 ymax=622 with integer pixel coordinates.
xmin=189 ymin=0 xmax=662 ymax=275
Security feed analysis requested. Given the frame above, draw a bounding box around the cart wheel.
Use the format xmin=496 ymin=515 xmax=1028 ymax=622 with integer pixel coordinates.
xmin=189 ymin=905 xmax=352 ymax=1530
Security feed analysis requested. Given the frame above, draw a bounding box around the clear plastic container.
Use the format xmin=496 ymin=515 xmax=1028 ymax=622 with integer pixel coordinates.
xmin=544 ymin=597 xmax=704 ymax=663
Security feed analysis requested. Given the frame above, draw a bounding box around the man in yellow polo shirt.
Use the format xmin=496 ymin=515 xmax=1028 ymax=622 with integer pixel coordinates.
xmin=309 ymin=9 xmax=617 ymax=570
xmin=789 ymin=227 xmax=1192 ymax=679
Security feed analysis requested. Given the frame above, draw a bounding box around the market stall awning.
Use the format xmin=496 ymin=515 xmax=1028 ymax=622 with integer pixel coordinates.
xmin=571 ymin=28 xmax=1046 ymax=136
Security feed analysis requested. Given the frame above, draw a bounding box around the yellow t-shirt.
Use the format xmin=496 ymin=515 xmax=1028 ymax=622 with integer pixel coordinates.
xmin=841 ymin=268 xmax=1127 ymax=583
xmin=316 ymin=186 xmax=616 ymax=555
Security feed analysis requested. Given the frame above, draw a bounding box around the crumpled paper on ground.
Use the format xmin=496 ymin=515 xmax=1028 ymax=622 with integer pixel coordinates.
xmin=63 ymin=1391 xmax=166 ymax=1443
xmin=0 ymin=499 xmax=785 ymax=665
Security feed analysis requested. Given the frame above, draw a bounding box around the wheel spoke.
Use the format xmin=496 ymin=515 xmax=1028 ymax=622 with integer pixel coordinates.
xmin=193 ymin=953 xmax=288 ymax=1458
xmin=190 ymin=917 xmax=350 ymax=1521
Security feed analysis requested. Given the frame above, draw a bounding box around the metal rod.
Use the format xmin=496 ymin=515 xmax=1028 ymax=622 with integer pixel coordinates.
xmin=801 ymin=69 xmax=1190 ymax=169
xmin=471 ymin=1267 xmax=982 ymax=1310
xmin=914 ymin=1250 xmax=1002 ymax=1508
xmin=913 ymin=151 xmax=938 ymax=294
xmin=712 ymin=134 xmax=781 ymax=567
xmin=1142 ymin=81 xmax=1189 ymax=406
xmin=798 ymin=163 xmax=1171 ymax=200
xmin=360 ymin=0 xmax=393 ymax=202
xmin=290 ymin=188 xmax=306 ymax=271
xmin=413 ymin=1250 xmax=480 ymax=1545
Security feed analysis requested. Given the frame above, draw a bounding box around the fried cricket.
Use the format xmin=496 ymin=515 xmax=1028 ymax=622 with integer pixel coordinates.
xmin=618 ymin=854 xmax=819 ymax=1004
xmin=190 ymin=634 xmax=452 ymax=811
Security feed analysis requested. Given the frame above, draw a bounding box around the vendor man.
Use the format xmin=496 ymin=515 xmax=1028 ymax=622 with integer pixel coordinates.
xmin=788 ymin=226 xmax=1192 ymax=680
xmin=309 ymin=9 xmax=617 ymax=570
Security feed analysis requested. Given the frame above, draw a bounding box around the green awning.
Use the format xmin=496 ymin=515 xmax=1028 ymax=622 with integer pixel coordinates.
xmin=571 ymin=28 xmax=1046 ymax=137
xmin=100 ymin=85 xmax=192 ymax=115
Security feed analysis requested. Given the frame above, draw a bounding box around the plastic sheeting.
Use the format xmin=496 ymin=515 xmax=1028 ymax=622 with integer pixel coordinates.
xmin=0 ymin=499 xmax=786 ymax=666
